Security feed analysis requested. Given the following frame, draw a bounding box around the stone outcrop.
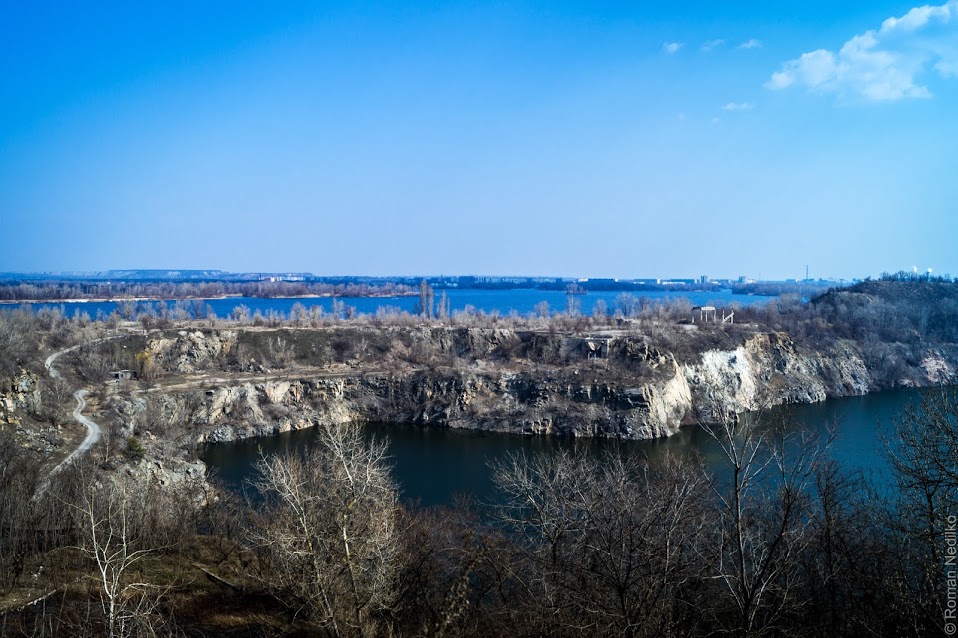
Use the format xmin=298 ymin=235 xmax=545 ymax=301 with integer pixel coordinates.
xmin=140 ymin=330 xmax=237 ymax=373
xmin=119 ymin=326 xmax=954 ymax=444
xmin=186 ymin=361 xmax=694 ymax=443
xmin=0 ymin=370 xmax=41 ymax=425
xmin=682 ymin=333 xmax=870 ymax=422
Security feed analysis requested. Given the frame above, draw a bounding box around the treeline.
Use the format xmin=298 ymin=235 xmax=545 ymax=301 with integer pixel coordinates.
xmin=5 ymin=279 xmax=958 ymax=382
xmin=727 ymin=281 xmax=833 ymax=297
xmin=9 ymin=277 xmax=955 ymax=336
xmin=0 ymin=390 xmax=955 ymax=636
xmin=811 ymin=279 xmax=958 ymax=343
xmin=0 ymin=306 xmax=92 ymax=377
xmin=878 ymin=270 xmax=956 ymax=283
xmin=0 ymin=280 xmax=415 ymax=302
xmin=0 ymin=278 xmax=866 ymax=304
xmin=132 ymin=279 xmax=958 ymax=349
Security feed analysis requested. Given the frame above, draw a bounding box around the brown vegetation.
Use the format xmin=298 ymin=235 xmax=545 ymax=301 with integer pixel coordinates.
xmin=0 ymin=385 xmax=954 ymax=636
xmin=0 ymin=280 xmax=416 ymax=302
xmin=0 ymin=278 xmax=956 ymax=635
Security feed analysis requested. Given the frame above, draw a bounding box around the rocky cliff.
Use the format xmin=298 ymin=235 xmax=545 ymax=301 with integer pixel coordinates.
xmin=0 ymin=371 xmax=41 ymax=426
xmin=181 ymin=363 xmax=694 ymax=443
xmin=105 ymin=325 xmax=956 ymax=443
xmin=682 ymin=333 xmax=872 ymax=423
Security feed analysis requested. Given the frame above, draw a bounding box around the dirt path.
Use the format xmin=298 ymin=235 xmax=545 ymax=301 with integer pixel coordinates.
xmin=137 ymin=367 xmax=383 ymax=394
xmin=50 ymin=389 xmax=99 ymax=475
xmin=43 ymin=340 xmax=114 ymax=477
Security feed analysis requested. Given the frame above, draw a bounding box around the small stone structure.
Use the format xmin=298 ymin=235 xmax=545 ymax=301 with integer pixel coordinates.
xmin=569 ymin=336 xmax=613 ymax=360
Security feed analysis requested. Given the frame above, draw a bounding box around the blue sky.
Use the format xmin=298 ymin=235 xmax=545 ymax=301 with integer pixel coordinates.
xmin=1 ymin=1 xmax=956 ymax=280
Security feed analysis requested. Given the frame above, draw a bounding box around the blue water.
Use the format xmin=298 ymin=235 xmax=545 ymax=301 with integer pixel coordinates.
xmin=202 ymin=387 xmax=925 ymax=508
xmin=5 ymin=288 xmax=769 ymax=320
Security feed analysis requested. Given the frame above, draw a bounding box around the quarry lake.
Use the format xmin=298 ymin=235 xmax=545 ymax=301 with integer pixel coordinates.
xmin=12 ymin=287 xmax=770 ymax=319
xmin=201 ymin=387 xmax=930 ymax=508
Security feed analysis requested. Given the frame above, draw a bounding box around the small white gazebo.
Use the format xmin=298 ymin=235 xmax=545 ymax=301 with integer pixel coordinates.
xmin=692 ymin=306 xmax=716 ymax=323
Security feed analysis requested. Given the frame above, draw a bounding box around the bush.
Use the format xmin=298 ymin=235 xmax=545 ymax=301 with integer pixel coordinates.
xmin=124 ymin=436 xmax=146 ymax=461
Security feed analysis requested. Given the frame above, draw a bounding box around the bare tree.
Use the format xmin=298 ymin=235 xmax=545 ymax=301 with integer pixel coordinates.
xmin=32 ymin=376 xmax=73 ymax=427
xmin=0 ymin=432 xmax=42 ymax=591
xmin=879 ymin=387 xmax=958 ymax=636
xmin=491 ymin=449 xmax=711 ymax=637
xmin=703 ymin=410 xmax=829 ymax=637
xmin=436 ymin=290 xmax=451 ymax=321
xmin=0 ymin=308 xmax=41 ymax=377
xmin=68 ymin=479 xmax=171 ymax=638
xmin=416 ymin=281 xmax=435 ymax=319
xmin=592 ymin=298 xmax=609 ymax=319
xmin=251 ymin=422 xmax=400 ymax=637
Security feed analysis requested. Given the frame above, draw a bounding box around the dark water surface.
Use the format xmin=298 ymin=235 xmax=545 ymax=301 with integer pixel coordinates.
xmin=9 ymin=288 xmax=769 ymax=319
xmin=201 ymin=388 xmax=929 ymax=508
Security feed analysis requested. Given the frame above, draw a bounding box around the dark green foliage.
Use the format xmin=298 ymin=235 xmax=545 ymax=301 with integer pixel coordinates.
xmin=125 ymin=436 xmax=146 ymax=461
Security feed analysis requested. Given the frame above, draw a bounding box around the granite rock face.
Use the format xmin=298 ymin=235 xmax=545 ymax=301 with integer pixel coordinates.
xmin=682 ymin=333 xmax=870 ymax=423
xmin=183 ymin=366 xmax=692 ymax=443
xmin=141 ymin=330 xmax=237 ymax=374
xmin=0 ymin=371 xmax=42 ymax=425
xmin=121 ymin=325 xmax=953 ymax=443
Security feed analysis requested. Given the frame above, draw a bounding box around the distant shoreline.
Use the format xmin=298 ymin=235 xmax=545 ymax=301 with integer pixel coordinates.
xmin=0 ymin=292 xmax=419 ymax=305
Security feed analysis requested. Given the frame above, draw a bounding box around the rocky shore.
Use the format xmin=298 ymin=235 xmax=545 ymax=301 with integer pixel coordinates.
xmin=98 ymin=324 xmax=953 ymax=445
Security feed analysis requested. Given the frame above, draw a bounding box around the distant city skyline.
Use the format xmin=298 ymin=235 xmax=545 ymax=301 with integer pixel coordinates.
xmin=0 ymin=268 xmax=903 ymax=284
xmin=0 ymin=269 xmax=894 ymax=282
xmin=2 ymin=1 xmax=956 ymax=280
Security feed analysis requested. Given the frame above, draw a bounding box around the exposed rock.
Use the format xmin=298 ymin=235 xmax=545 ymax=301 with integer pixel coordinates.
xmin=123 ymin=455 xmax=207 ymax=490
xmin=920 ymin=351 xmax=954 ymax=385
xmin=126 ymin=326 xmax=956 ymax=444
xmin=139 ymin=330 xmax=237 ymax=374
xmin=681 ymin=333 xmax=870 ymax=422
xmin=0 ymin=370 xmax=41 ymax=425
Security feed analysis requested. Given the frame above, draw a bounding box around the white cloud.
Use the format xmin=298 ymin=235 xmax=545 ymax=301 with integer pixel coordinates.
xmin=880 ymin=3 xmax=953 ymax=32
xmin=767 ymin=0 xmax=958 ymax=101
xmin=701 ymin=39 xmax=725 ymax=52
xmin=663 ymin=42 xmax=684 ymax=54
xmin=937 ymin=59 xmax=958 ymax=76
xmin=721 ymin=102 xmax=755 ymax=111
xmin=739 ymin=39 xmax=763 ymax=49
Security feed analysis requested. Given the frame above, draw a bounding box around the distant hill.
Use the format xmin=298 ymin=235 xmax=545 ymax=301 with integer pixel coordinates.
xmin=813 ymin=278 xmax=958 ymax=309
xmin=812 ymin=278 xmax=958 ymax=344
xmin=0 ymin=270 xmax=312 ymax=282
xmin=91 ymin=270 xmax=230 ymax=281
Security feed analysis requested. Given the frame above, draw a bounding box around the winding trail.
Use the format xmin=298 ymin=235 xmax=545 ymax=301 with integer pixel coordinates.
xmin=55 ymin=389 xmax=98 ymax=473
xmin=43 ymin=342 xmax=107 ymax=477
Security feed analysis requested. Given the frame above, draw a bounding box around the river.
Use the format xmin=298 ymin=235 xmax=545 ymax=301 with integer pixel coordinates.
xmin=201 ymin=387 xmax=926 ymax=508
xmin=8 ymin=287 xmax=769 ymax=319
